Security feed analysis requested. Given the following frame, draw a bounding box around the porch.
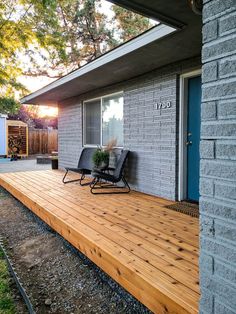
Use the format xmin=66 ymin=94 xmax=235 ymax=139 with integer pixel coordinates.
xmin=0 ymin=170 xmax=199 ymax=314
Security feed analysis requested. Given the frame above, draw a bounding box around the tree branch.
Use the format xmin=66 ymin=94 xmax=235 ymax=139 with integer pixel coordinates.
xmin=22 ymin=70 xmax=62 ymax=79
xmin=0 ymin=6 xmax=15 ymax=31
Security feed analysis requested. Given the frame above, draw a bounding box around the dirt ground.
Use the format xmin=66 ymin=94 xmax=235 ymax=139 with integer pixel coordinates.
xmin=0 ymin=187 xmax=151 ymax=314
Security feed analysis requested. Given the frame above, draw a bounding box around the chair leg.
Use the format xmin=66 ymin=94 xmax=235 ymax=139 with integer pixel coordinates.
xmin=90 ymin=176 xmax=130 ymax=194
xmin=90 ymin=177 xmax=99 ymax=194
xmin=62 ymin=170 xmax=83 ymax=184
xmin=79 ymin=174 xmax=95 ymax=186
xmin=122 ymin=176 xmax=131 ymax=193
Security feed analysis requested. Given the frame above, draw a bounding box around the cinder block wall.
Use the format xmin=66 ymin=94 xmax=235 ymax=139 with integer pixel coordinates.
xmin=58 ymin=101 xmax=82 ymax=168
xmin=58 ymin=57 xmax=200 ymax=200
xmin=123 ymin=71 xmax=178 ymax=199
xmin=200 ymin=1 xmax=236 ymax=313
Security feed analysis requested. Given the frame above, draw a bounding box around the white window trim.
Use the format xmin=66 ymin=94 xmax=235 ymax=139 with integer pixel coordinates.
xmin=178 ymin=69 xmax=202 ymax=201
xmin=83 ymin=91 xmax=124 ymax=148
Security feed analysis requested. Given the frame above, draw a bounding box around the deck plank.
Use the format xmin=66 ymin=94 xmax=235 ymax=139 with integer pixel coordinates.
xmin=15 ymin=171 xmax=199 ymax=247
xmin=8 ymin=171 xmax=200 ymax=261
xmin=0 ymin=170 xmax=199 ymax=314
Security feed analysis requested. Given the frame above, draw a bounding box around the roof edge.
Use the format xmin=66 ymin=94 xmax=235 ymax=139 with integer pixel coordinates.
xmin=21 ymin=24 xmax=176 ymax=104
xmin=107 ymin=0 xmax=185 ymax=28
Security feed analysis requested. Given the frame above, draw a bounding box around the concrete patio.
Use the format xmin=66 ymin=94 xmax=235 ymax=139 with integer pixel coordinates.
xmin=0 ymin=158 xmax=51 ymax=173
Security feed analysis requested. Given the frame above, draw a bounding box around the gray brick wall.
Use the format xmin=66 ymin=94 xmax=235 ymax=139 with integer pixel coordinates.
xmin=123 ymin=72 xmax=178 ymax=199
xmin=200 ymin=1 xmax=236 ymax=313
xmin=58 ymin=57 xmax=200 ymax=200
xmin=58 ymin=99 xmax=82 ymax=168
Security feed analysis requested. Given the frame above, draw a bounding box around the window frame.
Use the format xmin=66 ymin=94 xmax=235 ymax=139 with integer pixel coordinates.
xmin=83 ymin=91 xmax=124 ymax=148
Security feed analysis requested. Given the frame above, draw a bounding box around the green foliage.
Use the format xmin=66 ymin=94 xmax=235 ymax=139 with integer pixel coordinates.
xmin=0 ymin=0 xmax=33 ymax=92
xmin=112 ymin=5 xmax=154 ymax=41
xmin=0 ymin=97 xmax=20 ymax=115
xmin=47 ymin=0 xmax=119 ymax=70
xmin=0 ymin=0 xmax=154 ymax=108
xmin=0 ymin=0 xmax=63 ymax=102
xmin=92 ymin=149 xmax=109 ymax=168
xmin=0 ymin=249 xmax=16 ymax=313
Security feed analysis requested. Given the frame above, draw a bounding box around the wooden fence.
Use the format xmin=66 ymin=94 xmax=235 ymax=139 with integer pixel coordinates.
xmin=28 ymin=129 xmax=58 ymax=155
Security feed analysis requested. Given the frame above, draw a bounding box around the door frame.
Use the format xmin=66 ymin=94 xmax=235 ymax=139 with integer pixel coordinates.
xmin=178 ymin=69 xmax=202 ymax=201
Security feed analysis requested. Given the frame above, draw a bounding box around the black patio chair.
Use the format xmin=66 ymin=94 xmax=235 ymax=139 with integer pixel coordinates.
xmin=90 ymin=150 xmax=130 ymax=194
xmin=62 ymin=147 xmax=96 ymax=185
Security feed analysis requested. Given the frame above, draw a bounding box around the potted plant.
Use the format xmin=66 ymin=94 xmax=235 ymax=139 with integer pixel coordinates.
xmin=92 ymin=148 xmax=109 ymax=170
xmin=92 ymin=139 xmax=117 ymax=170
xmin=51 ymin=156 xmax=58 ymax=169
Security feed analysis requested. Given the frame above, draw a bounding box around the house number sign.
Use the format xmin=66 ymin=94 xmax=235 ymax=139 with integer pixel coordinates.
xmin=155 ymin=101 xmax=172 ymax=109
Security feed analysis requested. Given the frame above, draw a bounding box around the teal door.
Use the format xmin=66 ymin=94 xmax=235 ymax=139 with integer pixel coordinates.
xmin=186 ymin=76 xmax=201 ymax=202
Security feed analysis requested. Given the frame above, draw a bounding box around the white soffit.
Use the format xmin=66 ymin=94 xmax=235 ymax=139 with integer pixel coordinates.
xmin=21 ymin=24 xmax=176 ymax=104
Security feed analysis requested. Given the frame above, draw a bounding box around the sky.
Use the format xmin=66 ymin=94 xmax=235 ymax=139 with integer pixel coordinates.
xmin=38 ymin=106 xmax=58 ymax=118
xmin=17 ymin=2 xmax=113 ymax=118
xmin=18 ymin=1 xmax=157 ymax=117
xmin=19 ymin=1 xmax=115 ymax=95
xmin=20 ymin=1 xmax=114 ymax=118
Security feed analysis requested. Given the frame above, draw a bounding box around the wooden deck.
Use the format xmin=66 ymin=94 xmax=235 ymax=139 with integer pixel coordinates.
xmin=0 ymin=170 xmax=199 ymax=314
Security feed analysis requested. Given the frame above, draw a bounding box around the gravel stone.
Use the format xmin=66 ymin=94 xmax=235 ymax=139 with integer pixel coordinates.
xmin=45 ymin=299 xmax=52 ymax=306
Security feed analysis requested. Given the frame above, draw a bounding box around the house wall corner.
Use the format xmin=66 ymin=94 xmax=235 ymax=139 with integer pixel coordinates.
xmin=200 ymin=0 xmax=236 ymax=313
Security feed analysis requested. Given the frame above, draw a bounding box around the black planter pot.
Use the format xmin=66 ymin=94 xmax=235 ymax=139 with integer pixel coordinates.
xmin=51 ymin=159 xmax=58 ymax=169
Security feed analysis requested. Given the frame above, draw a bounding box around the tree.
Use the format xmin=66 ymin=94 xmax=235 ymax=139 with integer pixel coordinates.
xmin=25 ymin=1 xmax=153 ymax=74
xmin=0 ymin=0 xmax=53 ymax=109
xmin=8 ymin=105 xmax=35 ymax=126
xmin=32 ymin=116 xmax=58 ymax=129
xmin=112 ymin=5 xmax=154 ymax=41
xmin=0 ymin=97 xmax=20 ymax=115
xmin=8 ymin=105 xmax=58 ymax=129
xmin=0 ymin=0 xmax=118 ymax=85
xmin=0 ymin=0 xmax=153 ymax=109
xmin=0 ymin=0 xmax=66 ymax=103
xmin=46 ymin=0 xmax=118 ymax=72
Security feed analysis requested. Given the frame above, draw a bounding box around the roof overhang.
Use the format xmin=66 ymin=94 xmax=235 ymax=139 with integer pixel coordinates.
xmin=21 ymin=0 xmax=202 ymax=106
xmin=21 ymin=24 xmax=176 ymax=105
xmin=107 ymin=0 xmax=202 ymax=27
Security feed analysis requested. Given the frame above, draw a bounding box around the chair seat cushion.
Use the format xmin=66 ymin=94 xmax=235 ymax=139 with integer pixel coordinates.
xmin=65 ymin=167 xmax=91 ymax=174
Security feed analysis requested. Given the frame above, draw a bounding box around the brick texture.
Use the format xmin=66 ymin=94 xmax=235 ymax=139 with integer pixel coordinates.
xmin=58 ymin=100 xmax=83 ymax=168
xmin=200 ymin=1 xmax=236 ymax=313
xmin=58 ymin=57 xmax=200 ymax=200
xmin=123 ymin=71 xmax=178 ymax=199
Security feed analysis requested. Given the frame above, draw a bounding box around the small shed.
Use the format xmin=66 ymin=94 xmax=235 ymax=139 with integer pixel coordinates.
xmin=7 ymin=120 xmax=28 ymax=157
xmin=0 ymin=114 xmax=7 ymax=156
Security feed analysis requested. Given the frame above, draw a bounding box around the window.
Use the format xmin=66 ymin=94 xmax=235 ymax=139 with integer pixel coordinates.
xmin=83 ymin=92 xmax=123 ymax=147
xmin=84 ymin=99 xmax=101 ymax=145
xmin=102 ymin=94 xmax=123 ymax=146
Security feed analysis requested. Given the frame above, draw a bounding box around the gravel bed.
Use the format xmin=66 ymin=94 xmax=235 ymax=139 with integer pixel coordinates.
xmin=0 ymin=187 xmax=151 ymax=314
